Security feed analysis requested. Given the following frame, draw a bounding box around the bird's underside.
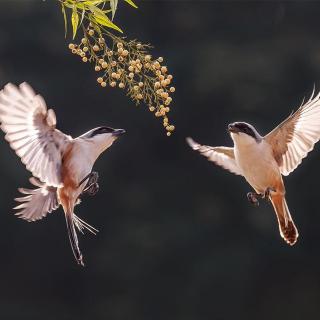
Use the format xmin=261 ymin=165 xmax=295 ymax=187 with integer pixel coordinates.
xmin=14 ymin=171 xmax=100 ymax=265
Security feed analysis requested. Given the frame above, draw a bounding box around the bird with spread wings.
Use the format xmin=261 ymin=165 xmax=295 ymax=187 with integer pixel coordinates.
xmin=187 ymin=90 xmax=320 ymax=245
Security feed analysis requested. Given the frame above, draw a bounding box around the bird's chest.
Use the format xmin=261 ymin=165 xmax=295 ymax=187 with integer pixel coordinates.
xmin=62 ymin=144 xmax=95 ymax=187
xmin=234 ymin=140 xmax=280 ymax=192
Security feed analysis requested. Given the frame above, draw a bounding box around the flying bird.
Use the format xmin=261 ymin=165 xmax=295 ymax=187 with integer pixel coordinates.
xmin=0 ymin=82 xmax=125 ymax=266
xmin=187 ymin=90 xmax=320 ymax=246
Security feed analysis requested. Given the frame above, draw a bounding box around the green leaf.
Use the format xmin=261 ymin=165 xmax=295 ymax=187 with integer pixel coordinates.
xmin=124 ymin=0 xmax=138 ymax=9
xmin=71 ymin=5 xmax=79 ymax=39
xmin=88 ymin=5 xmax=123 ymax=33
xmin=110 ymin=0 xmax=118 ymax=20
xmin=61 ymin=3 xmax=67 ymax=37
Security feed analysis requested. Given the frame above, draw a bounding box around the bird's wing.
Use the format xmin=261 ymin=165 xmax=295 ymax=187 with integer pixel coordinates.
xmin=0 ymin=83 xmax=71 ymax=186
xmin=264 ymin=90 xmax=320 ymax=176
xmin=186 ymin=137 xmax=242 ymax=176
xmin=14 ymin=177 xmax=60 ymax=222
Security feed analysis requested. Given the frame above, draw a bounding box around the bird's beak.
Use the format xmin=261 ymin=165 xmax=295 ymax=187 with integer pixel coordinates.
xmin=112 ymin=128 xmax=126 ymax=137
xmin=227 ymin=123 xmax=239 ymax=134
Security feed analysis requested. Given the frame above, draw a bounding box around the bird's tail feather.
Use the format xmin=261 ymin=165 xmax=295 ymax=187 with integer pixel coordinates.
xmin=73 ymin=214 xmax=99 ymax=235
xmin=270 ymin=194 xmax=299 ymax=246
xmin=65 ymin=212 xmax=84 ymax=266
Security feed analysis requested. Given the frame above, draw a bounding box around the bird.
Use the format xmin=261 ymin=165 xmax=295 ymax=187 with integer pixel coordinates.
xmin=187 ymin=90 xmax=320 ymax=246
xmin=0 ymin=82 xmax=125 ymax=266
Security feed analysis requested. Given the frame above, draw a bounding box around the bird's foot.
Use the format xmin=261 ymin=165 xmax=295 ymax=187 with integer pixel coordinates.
xmin=79 ymin=171 xmax=99 ymax=196
xmin=262 ymin=187 xmax=276 ymax=200
xmin=247 ymin=192 xmax=260 ymax=207
xmin=84 ymin=182 xmax=99 ymax=196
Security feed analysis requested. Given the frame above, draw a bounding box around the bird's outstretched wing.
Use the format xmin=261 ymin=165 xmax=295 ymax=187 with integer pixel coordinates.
xmin=14 ymin=177 xmax=60 ymax=222
xmin=186 ymin=137 xmax=242 ymax=176
xmin=0 ymin=83 xmax=71 ymax=186
xmin=265 ymin=90 xmax=320 ymax=176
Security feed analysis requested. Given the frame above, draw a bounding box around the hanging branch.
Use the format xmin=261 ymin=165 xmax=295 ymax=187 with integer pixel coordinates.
xmin=59 ymin=0 xmax=176 ymax=136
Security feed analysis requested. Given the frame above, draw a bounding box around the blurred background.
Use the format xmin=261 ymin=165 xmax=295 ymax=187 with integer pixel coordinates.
xmin=0 ymin=0 xmax=320 ymax=319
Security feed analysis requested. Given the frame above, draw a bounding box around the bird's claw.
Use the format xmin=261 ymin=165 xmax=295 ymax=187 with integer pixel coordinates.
xmin=79 ymin=171 xmax=100 ymax=196
xmin=247 ymin=192 xmax=260 ymax=207
xmin=84 ymin=182 xmax=99 ymax=196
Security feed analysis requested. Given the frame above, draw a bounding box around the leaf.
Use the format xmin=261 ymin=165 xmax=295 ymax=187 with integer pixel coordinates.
xmin=71 ymin=5 xmax=79 ymax=39
xmin=61 ymin=3 xmax=67 ymax=37
xmin=124 ymin=0 xmax=138 ymax=9
xmin=80 ymin=8 xmax=86 ymax=25
xmin=88 ymin=5 xmax=123 ymax=33
xmin=110 ymin=0 xmax=118 ymax=20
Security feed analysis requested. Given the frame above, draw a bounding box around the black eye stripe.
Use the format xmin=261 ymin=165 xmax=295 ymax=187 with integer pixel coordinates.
xmin=90 ymin=127 xmax=114 ymax=137
xmin=234 ymin=123 xmax=256 ymax=139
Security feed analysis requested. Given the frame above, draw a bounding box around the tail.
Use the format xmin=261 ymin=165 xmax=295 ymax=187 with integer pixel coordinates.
xmin=65 ymin=212 xmax=85 ymax=267
xmin=270 ymin=194 xmax=299 ymax=246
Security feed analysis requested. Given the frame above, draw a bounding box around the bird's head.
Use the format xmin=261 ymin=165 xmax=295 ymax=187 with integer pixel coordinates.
xmin=227 ymin=122 xmax=261 ymax=144
xmin=80 ymin=126 xmax=125 ymax=153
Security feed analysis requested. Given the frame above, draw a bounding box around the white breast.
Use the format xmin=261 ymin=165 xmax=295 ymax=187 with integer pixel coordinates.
xmin=232 ymin=133 xmax=281 ymax=193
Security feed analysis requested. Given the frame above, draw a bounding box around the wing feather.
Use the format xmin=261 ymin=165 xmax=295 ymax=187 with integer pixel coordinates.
xmin=0 ymin=83 xmax=71 ymax=186
xmin=186 ymin=137 xmax=242 ymax=176
xmin=265 ymin=91 xmax=320 ymax=175
xmin=14 ymin=177 xmax=60 ymax=222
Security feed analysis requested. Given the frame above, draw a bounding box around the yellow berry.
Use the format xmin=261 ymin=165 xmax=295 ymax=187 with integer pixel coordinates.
xmin=161 ymin=80 xmax=167 ymax=87
xmin=117 ymin=42 xmax=123 ymax=48
xmin=95 ymin=66 xmax=101 ymax=72
xmin=128 ymin=66 xmax=134 ymax=72
xmin=158 ymin=57 xmax=164 ymax=62
xmin=119 ymin=82 xmax=125 ymax=89
xmin=145 ymin=55 xmax=151 ymax=62
xmin=137 ymin=94 xmax=143 ymax=100
xmin=110 ymin=81 xmax=116 ymax=87
xmin=99 ymin=59 xmax=105 ymax=64
xmin=71 ymin=49 xmax=77 ymax=54
xmin=80 ymin=52 xmax=86 ymax=57
xmin=170 ymin=87 xmax=175 ymax=93
xmin=149 ymin=106 xmax=155 ymax=112
xmin=129 ymin=72 xmax=134 ymax=79
xmin=118 ymin=57 xmax=124 ymax=62
xmin=81 ymin=38 xmax=87 ymax=44
xmin=154 ymin=82 xmax=161 ymax=89
xmin=136 ymin=43 xmax=142 ymax=49
xmin=101 ymin=82 xmax=107 ymax=87
xmin=112 ymin=72 xmax=117 ymax=78
xmin=88 ymin=29 xmax=94 ymax=36
xmin=93 ymin=45 xmax=100 ymax=51
xmin=167 ymin=75 xmax=173 ymax=80
xmin=102 ymin=62 xmax=108 ymax=69
xmin=97 ymin=77 xmax=103 ymax=83
xmin=68 ymin=43 xmax=75 ymax=50
xmin=122 ymin=50 xmax=129 ymax=56
xmin=139 ymin=82 xmax=144 ymax=87
xmin=133 ymin=85 xmax=139 ymax=91
xmin=82 ymin=57 xmax=88 ymax=62
xmin=161 ymin=92 xmax=169 ymax=99
xmin=167 ymin=132 xmax=171 ymax=137
xmin=161 ymin=66 xmax=168 ymax=73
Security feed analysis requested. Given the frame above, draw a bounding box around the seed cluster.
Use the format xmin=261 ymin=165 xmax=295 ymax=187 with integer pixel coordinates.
xmin=68 ymin=25 xmax=175 ymax=136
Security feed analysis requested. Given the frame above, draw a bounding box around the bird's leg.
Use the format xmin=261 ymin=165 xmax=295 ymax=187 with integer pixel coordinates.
xmin=79 ymin=171 xmax=99 ymax=196
xmin=247 ymin=192 xmax=260 ymax=206
xmin=262 ymin=187 xmax=276 ymax=201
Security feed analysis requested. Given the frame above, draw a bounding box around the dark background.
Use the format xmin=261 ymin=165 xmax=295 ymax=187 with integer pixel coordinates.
xmin=0 ymin=1 xmax=319 ymax=319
